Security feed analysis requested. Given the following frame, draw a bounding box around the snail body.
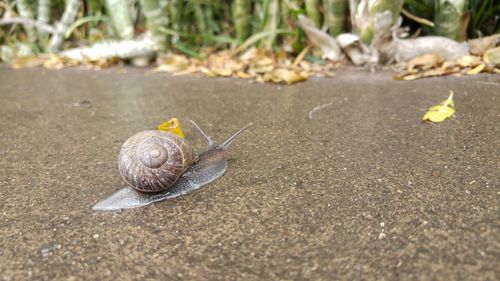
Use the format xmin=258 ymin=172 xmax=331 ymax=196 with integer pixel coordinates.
xmin=93 ymin=121 xmax=252 ymax=211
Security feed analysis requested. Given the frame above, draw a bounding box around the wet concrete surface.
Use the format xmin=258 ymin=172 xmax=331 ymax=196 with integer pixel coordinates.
xmin=0 ymin=64 xmax=499 ymax=280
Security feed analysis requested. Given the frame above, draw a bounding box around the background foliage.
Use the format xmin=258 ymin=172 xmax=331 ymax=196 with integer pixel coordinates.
xmin=0 ymin=0 xmax=498 ymax=60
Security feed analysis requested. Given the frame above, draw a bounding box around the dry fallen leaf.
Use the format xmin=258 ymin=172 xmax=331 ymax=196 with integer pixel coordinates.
xmin=200 ymin=67 xmax=217 ymax=77
xmin=155 ymin=54 xmax=191 ymax=73
xmin=483 ymin=46 xmax=500 ymax=65
xmin=11 ymin=53 xmax=119 ymax=70
xmin=395 ymin=53 xmax=496 ymax=80
xmin=468 ymin=34 xmax=500 ymax=56
xmin=156 ymin=118 xmax=185 ymax=138
xmin=263 ymin=68 xmax=308 ymax=84
xmin=457 ymin=55 xmax=482 ymax=68
xmin=11 ymin=45 xmax=339 ymax=85
xmin=423 ymin=91 xmax=455 ymax=123
xmin=407 ymin=54 xmax=443 ymax=71
xmin=10 ymin=55 xmax=46 ymax=68
xmin=466 ymin=64 xmax=485 ymax=75
xmin=400 ymin=74 xmax=419 ymax=81
xmin=234 ymin=71 xmax=251 ymax=79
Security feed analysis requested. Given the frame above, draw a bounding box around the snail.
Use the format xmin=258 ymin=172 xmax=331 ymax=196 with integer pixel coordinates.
xmin=93 ymin=121 xmax=252 ymax=211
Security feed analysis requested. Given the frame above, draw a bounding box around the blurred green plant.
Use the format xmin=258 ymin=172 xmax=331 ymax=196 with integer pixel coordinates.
xmin=468 ymin=0 xmax=500 ymax=37
xmin=0 ymin=0 xmax=498 ymax=62
xmin=350 ymin=0 xmax=404 ymax=44
xmin=403 ymin=0 xmax=499 ymax=39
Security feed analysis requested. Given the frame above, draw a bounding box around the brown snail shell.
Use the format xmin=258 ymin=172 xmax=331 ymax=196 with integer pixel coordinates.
xmin=118 ymin=130 xmax=198 ymax=192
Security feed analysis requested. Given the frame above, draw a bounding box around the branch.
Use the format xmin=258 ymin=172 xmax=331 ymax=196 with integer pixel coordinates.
xmin=297 ymin=15 xmax=342 ymax=61
xmin=401 ymin=8 xmax=434 ymax=27
xmin=60 ymin=35 xmax=156 ymax=60
xmin=0 ymin=17 xmax=56 ymax=33
xmin=49 ymin=0 xmax=81 ymax=52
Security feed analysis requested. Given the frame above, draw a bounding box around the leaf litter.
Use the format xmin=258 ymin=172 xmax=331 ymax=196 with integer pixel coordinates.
xmin=394 ymin=50 xmax=500 ymax=81
xmin=155 ymin=47 xmax=337 ymax=84
xmin=10 ymin=53 xmax=122 ymax=70
xmin=10 ymin=47 xmax=338 ymax=85
xmin=8 ymin=32 xmax=499 ymax=84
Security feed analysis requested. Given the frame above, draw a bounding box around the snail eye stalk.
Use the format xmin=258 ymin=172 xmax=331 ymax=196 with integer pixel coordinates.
xmin=221 ymin=123 xmax=253 ymax=148
xmin=190 ymin=120 xmax=214 ymax=146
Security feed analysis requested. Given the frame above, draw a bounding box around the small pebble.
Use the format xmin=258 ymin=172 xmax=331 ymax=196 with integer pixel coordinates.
xmin=41 ymin=248 xmax=50 ymax=258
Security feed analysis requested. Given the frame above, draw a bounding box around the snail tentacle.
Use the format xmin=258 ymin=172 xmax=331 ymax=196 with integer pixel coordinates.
xmin=190 ymin=120 xmax=214 ymax=146
xmin=222 ymin=123 xmax=253 ymax=148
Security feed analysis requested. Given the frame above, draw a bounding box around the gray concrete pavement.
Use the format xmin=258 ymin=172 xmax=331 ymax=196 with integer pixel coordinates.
xmin=0 ymin=64 xmax=499 ymax=280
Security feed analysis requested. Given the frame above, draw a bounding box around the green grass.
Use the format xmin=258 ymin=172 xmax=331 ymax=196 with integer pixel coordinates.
xmin=0 ymin=0 xmax=498 ymax=61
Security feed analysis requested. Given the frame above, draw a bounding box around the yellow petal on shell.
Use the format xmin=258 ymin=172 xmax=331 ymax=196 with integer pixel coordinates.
xmin=156 ymin=118 xmax=185 ymax=138
xmin=423 ymin=91 xmax=455 ymax=123
xmin=466 ymin=64 xmax=485 ymax=75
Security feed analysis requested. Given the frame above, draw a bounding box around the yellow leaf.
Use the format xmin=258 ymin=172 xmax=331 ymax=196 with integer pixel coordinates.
xmin=10 ymin=55 xmax=45 ymax=68
xmin=172 ymin=66 xmax=199 ymax=76
xmin=211 ymin=67 xmax=233 ymax=77
xmin=236 ymin=71 xmax=253 ymax=79
xmin=423 ymin=91 xmax=455 ymax=123
xmin=200 ymin=67 xmax=217 ymax=77
xmin=466 ymin=64 xmax=485 ymax=75
xmin=249 ymin=64 xmax=274 ymax=74
xmin=457 ymin=55 xmax=481 ymax=67
xmin=263 ymin=68 xmax=308 ymax=84
xmin=483 ymin=46 xmax=500 ymax=65
xmin=323 ymin=70 xmax=336 ymax=77
xmin=155 ymin=54 xmax=190 ymax=73
xmin=407 ymin=54 xmax=443 ymax=71
xmin=402 ymin=74 xmax=420 ymax=80
xmin=156 ymin=118 xmax=185 ymax=138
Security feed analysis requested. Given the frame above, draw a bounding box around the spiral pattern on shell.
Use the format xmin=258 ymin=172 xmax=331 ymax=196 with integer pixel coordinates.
xmin=118 ymin=130 xmax=198 ymax=192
